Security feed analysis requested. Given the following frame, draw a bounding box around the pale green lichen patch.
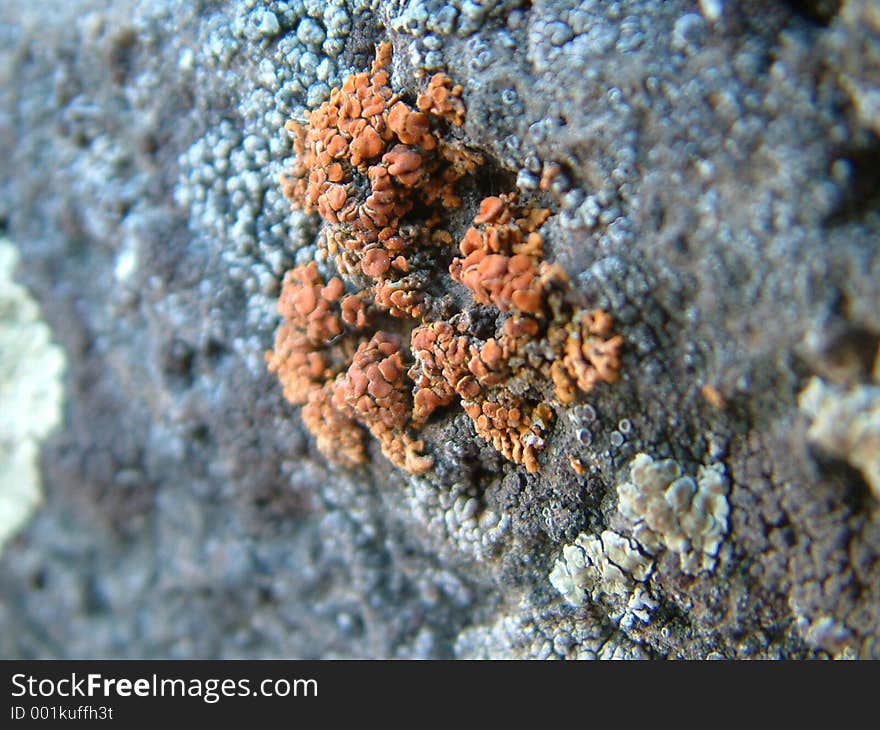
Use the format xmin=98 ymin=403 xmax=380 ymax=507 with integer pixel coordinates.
xmin=0 ymin=239 xmax=66 ymax=553
xmin=548 ymin=452 xmax=730 ymax=632
xmin=549 ymin=529 xmax=656 ymax=629
xmin=617 ymin=453 xmax=729 ymax=575
xmin=799 ymin=376 xmax=880 ymax=502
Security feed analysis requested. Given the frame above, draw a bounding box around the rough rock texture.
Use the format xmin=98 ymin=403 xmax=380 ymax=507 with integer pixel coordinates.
xmin=1 ymin=0 xmax=879 ymax=658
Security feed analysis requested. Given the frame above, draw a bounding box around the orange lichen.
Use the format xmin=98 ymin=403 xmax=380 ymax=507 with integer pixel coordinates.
xmin=416 ymin=73 xmax=466 ymax=126
xmin=269 ymin=43 xmax=623 ymax=476
xmin=280 ymin=41 xmax=480 ymax=322
xmin=409 ymin=321 xmax=478 ymax=424
xmin=539 ymin=162 xmax=563 ymax=191
xmin=551 ymin=309 xmax=624 ymax=405
xmin=332 ymin=332 xmax=432 ymax=474
xmin=302 ymin=386 xmax=366 ymax=467
xmin=450 ymin=194 xmax=560 ymax=315
xmin=387 ymin=103 xmax=435 ymax=149
xmin=266 ymin=262 xmax=348 ymax=404
xmin=700 ymin=383 xmax=727 ymax=410
xmin=265 ymin=262 xmax=368 ymax=466
xmin=372 ymin=273 xmax=427 ymax=319
xmin=444 ymin=195 xmax=623 ymax=471
xmin=463 ymin=394 xmax=554 ymax=474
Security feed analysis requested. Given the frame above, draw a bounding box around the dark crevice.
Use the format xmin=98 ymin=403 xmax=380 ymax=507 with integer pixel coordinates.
xmin=204 ymin=337 xmax=230 ymax=365
xmin=107 ymin=27 xmax=138 ymax=86
xmin=189 ymin=423 xmax=211 ymax=444
xmin=817 ymin=324 xmax=880 ymax=381
xmin=162 ymin=338 xmax=196 ymax=388
xmin=826 ymin=138 xmax=880 ymax=225
xmin=813 ymin=454 xmax=876 ymax=514
xmin=783 ymin=0 xmax=841 ymax=25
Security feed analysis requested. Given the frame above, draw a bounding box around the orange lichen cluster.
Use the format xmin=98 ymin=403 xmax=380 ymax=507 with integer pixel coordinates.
xmin=332 ymin=331 xmax=432 ymax=474
xmin=409 ymin=321 xmax=473 ymax=423
xmin=269 ymin=43 xmax=623 ymax=476
xmin=266 ymin=262 xmax=351 ymax=405
xmin=551 ymin=309 xmax=624 ymax=405
xmin=281 ymin=41 xmax=480 ymax=319
xmin=450 ymin=194 xmax=561 ymax=314
xmin=266 ymin=261 xmax=367 ymax=466
xmin=416 ymin=73 xmax=466 ymax=126
xmin=301 ymin=384 xmax=366 ymax=467
xmin=408 ymin=193 xmax=622 ymax=472
xmin=408 ymin=320 xmax=510 ymax=425
xmin=266 ymin=262 xmax=431 ymax=473
xmin=464 ymin=395 xmax=555 ymax=473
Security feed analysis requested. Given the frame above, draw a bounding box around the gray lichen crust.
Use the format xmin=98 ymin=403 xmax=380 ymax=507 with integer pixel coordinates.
xmin=0 ymin=0 xmax=879 ymax=659
xmin=548 ymin=452 xmax=728 ymax=638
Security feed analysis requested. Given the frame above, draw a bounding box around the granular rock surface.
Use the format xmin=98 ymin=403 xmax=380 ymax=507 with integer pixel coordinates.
xmin=1 ymin=0 xmax=879 ymax=658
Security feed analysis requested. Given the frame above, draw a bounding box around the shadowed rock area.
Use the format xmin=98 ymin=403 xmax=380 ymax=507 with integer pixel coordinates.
xmin=0 ymin=0 xmax=878 ymax=658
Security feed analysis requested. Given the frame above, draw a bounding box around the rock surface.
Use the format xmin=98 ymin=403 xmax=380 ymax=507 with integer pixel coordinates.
xmin=1 ymin=0 xmax=878 ymax=658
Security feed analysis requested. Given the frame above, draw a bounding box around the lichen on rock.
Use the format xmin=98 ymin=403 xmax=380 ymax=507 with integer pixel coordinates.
xmin=549 ymin=529 xmax=656 ymax=629
xmin=279 ymin=41 xmax=481 ymax=318
xmin=265 ymin=260 xmax=368 ymax=467
xmin=269 ymin=42 xmax=622 ymax=475
xmin=332 ymin=330 xmax=432 ymax=474
xmin=799 ymin=376 xmax=880 ymax=502
xmin=0 ymin=239 xmax=66 ymax=553
xmin=616 ymin=453 xmax=730 ymax=575
xmin=4 ymin=0 xmax=880 ymax=662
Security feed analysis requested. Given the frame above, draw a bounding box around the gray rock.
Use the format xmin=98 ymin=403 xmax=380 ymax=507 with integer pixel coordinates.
xmin=0 ymin=0 xmax=878 ymax=659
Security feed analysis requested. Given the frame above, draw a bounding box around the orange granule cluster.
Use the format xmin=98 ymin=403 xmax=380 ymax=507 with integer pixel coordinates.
xmin=266 ymin=261 xmax=431 ymax=473
xmin=265 ymin=261 xmax=368 ymax=467
xmin=269 ymin=44 xmax=623 ymax=475
xmin=281 ymin=42 xmax=480 ymax=319
xmin=450 ymin=194 xmax=558 ymax=314
xmin=266 ymin=261 xmax=350 ymax=404
xmin=332 ymin=331 xmax=432 ymax=474
xmin=416 ymin=73 xmax=466 ymax=126
xmin=464 ymin=395 xmax=555 ymax=474
xmin=552 ymin=309 xmax=624 ymax=405
xmin=409 ymin=194 xmax=622 ymax=472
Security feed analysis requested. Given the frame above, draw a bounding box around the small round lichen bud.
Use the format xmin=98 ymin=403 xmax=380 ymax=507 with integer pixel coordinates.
xmin=362 ymin=248 xmax=391 ymax=278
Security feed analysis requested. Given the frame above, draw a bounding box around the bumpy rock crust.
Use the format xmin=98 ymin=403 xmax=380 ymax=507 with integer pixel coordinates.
xmin=269 ymin=45 xmax=621 ymax=475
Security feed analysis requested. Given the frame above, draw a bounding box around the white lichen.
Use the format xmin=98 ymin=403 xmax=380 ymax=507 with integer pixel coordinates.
xmin=549 ymin=529 xmax=656 ymax=629
xmin=798 ymin=615 xmax=853 ymax=656
xmin=617 ymin=453 xmax=729 ymax=574
xmin=455 ymin=595 xmax=649 ymax=660
xmin=0 ymin=239 xmax=66 ymax=553
xmin=799 ymin=376 xmax=880 ymax=501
